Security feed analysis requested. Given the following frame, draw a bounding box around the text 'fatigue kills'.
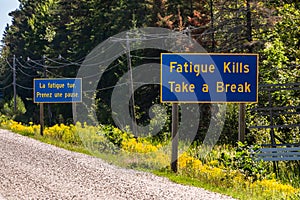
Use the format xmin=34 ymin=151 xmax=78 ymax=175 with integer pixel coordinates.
xmin=167 ymin=61 xmax=252 ymax=93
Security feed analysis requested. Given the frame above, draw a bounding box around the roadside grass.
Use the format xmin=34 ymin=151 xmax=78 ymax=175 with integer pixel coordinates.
xmin=34 ymin=134 xmax=93 ymax=156
xmin=153 ymin=170 xmax=245 ymax=200
xmin=153 ymin=169 xmax=300 ymax=200
xmin=0 ymin=118 xmax=299 ymax=200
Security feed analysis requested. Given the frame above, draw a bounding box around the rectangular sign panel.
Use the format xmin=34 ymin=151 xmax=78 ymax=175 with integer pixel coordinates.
xmin=161 ymin=53 xmax=258 ymax=103
xmin=34 ymin=78 xmax=82 ymax=103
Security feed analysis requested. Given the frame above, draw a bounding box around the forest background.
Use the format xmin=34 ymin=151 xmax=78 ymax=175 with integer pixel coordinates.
xmin=0 ymin=0 xmax=299 ymax=145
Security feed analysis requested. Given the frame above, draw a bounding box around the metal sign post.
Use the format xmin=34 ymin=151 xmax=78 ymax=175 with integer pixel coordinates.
xmin=239 ymin=103 xmax=246 ymax=142
xmin=161 ymin=53 xmax=258 ymax=172
xmin=40 ymin=103 xmax=44 ymax=136
xmin=34 ymin=78 xmax=82 ymax=135
xmin=171 ymin=103 xmax=179 ymax=173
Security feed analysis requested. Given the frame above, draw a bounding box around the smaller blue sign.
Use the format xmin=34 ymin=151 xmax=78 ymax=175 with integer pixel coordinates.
xmin=34 ymin=78 xmax=82 ymax=103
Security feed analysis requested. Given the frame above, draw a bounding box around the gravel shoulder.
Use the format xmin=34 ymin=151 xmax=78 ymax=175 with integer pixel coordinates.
xmin=0 ymin=129 xmax=235 ymax=200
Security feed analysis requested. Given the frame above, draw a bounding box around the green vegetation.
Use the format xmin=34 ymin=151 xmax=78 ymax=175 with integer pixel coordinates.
xmin=1 ymin=96 xmax=26 ymax=120
xmin=0 ymin=1 xmax=298 ymax=146
xmin=1 ymin=118 xmax=299 ymax=199
xmin=0 ymin=1 xmax=299 ymax=199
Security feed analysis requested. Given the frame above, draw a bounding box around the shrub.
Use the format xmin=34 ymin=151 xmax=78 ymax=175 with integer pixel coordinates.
xmin=1 ymin=96 xmax=26 ymax=120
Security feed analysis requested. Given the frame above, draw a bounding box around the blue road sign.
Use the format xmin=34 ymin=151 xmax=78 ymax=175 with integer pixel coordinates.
xmin=161 ymin=53 xmax=258 ymax=103
xmin=34 ymin=78 xmax=82 ymax=103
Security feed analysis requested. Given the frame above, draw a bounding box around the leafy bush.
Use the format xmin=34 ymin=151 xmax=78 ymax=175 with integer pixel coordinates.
xmin=1 ymin=96 xmax=26 ymax=120
xmin=1 ymin=119 xmax=39 ymax=136
xmin=122 ymin=138 xmax=161 ymax=153
xmin=178 ymin=147 xmax=299 ymax=199
xmin=1 ymin=117 xmax=299 ymax=199
xmin=75 ymin=123 xmax=119 ymax=154
xmin=99 ymin=125 xmax=133 ymax=147
xmin=44 ymin=123 xmax=81 ymax=144
xmin=231 ymin=142 xmax=268 ymax=181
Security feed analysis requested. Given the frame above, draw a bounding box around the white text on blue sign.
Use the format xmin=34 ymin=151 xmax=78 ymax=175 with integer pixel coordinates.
xmin=34 ymin=78 xmax=82 ymax=103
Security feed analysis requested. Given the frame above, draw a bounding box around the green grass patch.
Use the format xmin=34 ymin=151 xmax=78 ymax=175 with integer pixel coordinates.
xmin=153 ymin=170 xmax=239 ymax=198
xmin=1 ymin=119 xmax=299 ymax=200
